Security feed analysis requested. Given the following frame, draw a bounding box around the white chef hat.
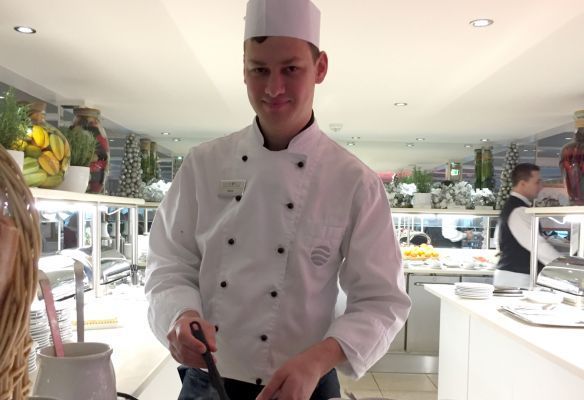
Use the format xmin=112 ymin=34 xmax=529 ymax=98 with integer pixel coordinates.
xmin=244 ymin=0 xmax=321 ymax=48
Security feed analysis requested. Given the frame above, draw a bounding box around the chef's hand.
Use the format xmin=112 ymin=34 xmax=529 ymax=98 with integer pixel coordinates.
xmin=167 ymin=310 xmax=217 ymax=368
xmin=256 ymin=338 xmax=346 ymax=400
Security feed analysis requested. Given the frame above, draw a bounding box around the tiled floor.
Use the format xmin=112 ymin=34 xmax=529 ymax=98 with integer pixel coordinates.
xmin=339 ymin=372 xmax=438 ymax=400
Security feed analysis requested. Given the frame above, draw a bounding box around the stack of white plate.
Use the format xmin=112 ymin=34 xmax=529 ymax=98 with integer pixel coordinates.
xmin=29 ymin=303 xmax=50 ymax=350
xmin=50 ymin=301 xmax=74 ymax=344
xmin=27 ymin=341 xmax=38 ymax=373
xmin=454 ymin=282 xmax=494 ymax=299
xmin=29 ymin=300 xmax=75 ymax=351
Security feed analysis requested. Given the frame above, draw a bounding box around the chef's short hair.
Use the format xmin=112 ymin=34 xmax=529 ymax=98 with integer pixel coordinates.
xmin=512 ymin=163 xmax=540 ymax=186
xmin=245 ymin=36 xmax=321 ymax=62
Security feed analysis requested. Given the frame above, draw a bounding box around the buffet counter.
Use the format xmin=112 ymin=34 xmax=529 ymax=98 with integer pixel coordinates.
xmin=426 ymin=284 xmax=584 ymax=400
xmin=403 ymin=266 xmax=494 ymax=275
xmin=30 ymin=286 xmax=181 ymax=399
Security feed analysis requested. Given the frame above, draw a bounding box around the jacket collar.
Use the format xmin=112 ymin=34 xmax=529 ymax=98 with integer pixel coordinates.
xmin=510 ymin=191 xmax=532 ymax=206
xmin=250 ymin=116 xmax=322 ymax=156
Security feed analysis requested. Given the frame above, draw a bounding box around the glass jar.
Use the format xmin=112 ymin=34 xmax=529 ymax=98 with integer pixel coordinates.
xmin=24 ymin=101 xmax=71 ymax=188
xmin=474 ymin=149 xmax=482 ymax=189
xmin=150 ymin=141 xmax=161 ymax=181
xmin=560 ymin=110 xmax=584 ymax=205
xmin=70 ymin=108 xmax=110 ymax=194
xmin=140 ymin=138 xmax=153 ymax=183
xmin=481 ymin=146 xmax=494 ymax=191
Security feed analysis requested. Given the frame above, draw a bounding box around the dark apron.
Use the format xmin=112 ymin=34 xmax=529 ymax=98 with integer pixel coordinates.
xmin=177 ymin=366 xmax=341 ymax=400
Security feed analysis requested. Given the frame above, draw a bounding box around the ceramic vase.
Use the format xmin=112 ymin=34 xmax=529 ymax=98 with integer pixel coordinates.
xmin=71 ymin=108 xmax=110 ymax=194
xmin=560 ymin=110 xmax=584 ymax=205
xmin=34 ymin=342 xmax=117 ymax=400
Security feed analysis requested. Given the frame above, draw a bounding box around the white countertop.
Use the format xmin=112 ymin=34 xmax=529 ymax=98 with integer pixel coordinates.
xmin=403 ymin=266 xmax=493 ymax=275
xmin=31 ymin=286 xmax=171 ymax=397
xmin=84 ymin=288 xmax=170 ymax=396
xmin=30 ymin=187 xmax=146 ymax=206
xmin=392 ymin=207 xmax=499 ymax=215
xmin=525 ymin=206 xmax=584 ymax=215
xmin=425 ymin=284 xmax=584 ymax=379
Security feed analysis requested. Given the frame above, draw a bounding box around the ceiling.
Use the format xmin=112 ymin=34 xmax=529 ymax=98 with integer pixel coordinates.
xmin=1 ymin=0 xmax=584 ymax=174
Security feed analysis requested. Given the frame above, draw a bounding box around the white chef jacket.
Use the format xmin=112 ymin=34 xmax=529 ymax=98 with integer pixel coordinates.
xmin=145 ymin=118 xmax=411 ymax=383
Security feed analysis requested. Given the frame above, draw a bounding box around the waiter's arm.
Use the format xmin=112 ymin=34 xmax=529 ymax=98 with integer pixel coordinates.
xmin=508 ymin=207 xmax=560 ymax=265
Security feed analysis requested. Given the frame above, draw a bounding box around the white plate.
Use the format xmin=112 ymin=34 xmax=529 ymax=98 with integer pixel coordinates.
xmin=457 ymin=295 xmax=492 ymax=300
xmin=524 ymin=291 xmax=563 ymax=305
xmin=455 ymin=282 xmax=494 ymax=288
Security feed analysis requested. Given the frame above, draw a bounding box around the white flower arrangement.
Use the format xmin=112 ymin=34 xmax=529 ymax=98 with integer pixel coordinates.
xmin=143 ymin=179 xmax=171 ymax=202
xmin=431 ymin=181 xmax=473 ymax=208
xmin=471 ymin=188 xmax=495 ymax=207
xmin=385 ymin=182 xmax=416 ymax=208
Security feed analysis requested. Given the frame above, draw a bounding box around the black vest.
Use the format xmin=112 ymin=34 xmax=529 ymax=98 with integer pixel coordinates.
xmin=497 ymin=195 xmax=543 ymax=274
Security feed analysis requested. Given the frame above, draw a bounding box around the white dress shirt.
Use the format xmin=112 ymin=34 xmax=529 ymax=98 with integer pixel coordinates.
xmin=145 ymin=119 xmax=411 ymax=383
xmin=505 ymin=192 xmax=560 ymax=266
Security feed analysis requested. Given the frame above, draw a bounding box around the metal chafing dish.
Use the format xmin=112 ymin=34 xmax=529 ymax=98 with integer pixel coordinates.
xmin=537 ymin=256 xmax=584 ymax=308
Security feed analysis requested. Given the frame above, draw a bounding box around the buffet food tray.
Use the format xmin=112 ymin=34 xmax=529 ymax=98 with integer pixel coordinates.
xmin=498 ymin=305 xmax=584 ymax=328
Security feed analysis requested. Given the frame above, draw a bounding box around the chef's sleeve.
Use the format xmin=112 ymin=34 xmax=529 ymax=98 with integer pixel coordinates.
xmin=145 ymin=149 xmax=203 ymax=347
xmin=325 ymin=176 xmax=411 ymax=379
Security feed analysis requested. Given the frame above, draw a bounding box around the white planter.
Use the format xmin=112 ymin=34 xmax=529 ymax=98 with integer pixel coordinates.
xmin=57 ymin=166 xmax=90 ymax=193
xmin=413 ymin=192 xmax=432 ymax=208
xmin=475 ymin=205 xmax=494 ymax=210
xmin=7 ymin=149 xmax=24 ymax=172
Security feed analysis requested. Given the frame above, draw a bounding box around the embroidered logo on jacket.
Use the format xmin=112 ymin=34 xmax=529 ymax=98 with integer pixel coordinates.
xmin=311 ymin=245 xmax=331 ymax=266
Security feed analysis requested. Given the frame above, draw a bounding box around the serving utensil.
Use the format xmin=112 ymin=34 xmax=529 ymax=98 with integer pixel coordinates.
xmin=190 ymin=321 xmax=230 ymax=400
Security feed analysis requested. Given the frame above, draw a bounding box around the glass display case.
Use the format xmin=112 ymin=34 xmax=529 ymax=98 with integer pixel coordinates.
xmin=392 ymin=208 xmax=500 ymax=250
xmin=525 ymin=206 xmax=584 ymax=288
xmin=31 ymin=188 xmax=144 ymax=298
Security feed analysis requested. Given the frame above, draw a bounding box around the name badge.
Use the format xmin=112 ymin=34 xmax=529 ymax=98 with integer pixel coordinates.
xmin=218 ymin=179 xmax=246 ymax=197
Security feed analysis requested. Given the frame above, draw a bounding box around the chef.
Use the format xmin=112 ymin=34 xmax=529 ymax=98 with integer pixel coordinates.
xmin=145 ymin=0 xmax=411 ymax=399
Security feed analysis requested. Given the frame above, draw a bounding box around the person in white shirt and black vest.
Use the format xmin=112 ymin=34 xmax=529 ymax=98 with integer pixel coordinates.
xmin=494 ymin=163 xmax=560 ymax=288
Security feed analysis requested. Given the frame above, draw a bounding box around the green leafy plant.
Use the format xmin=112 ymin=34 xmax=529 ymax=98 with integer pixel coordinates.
xmin=0 ymin=89 xmax=30 ymax=150
xmin=60 ymin=126 xmax=97 ymax=167
xmin=399 ymin=166 xmax=434 ymax=193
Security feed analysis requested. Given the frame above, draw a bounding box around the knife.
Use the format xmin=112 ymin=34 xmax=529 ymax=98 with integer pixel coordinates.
xmin=190 ymin=321 xmax=231 ymax=400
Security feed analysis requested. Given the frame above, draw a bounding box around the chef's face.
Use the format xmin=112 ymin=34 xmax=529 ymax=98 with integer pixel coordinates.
xmin=244 ymin=36 xmax=327 ymax=136
xmin=521 ymin=170 xmax=543 ymax=200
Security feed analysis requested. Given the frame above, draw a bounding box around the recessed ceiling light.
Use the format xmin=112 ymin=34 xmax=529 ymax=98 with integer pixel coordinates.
xmin=14 ymin=26 xmax=36 ymax=34
xmin=0 ymin=95 xmax=4 ymax=99
xmin=177 ymin=156 xmax=183 ymax=160
xmin=469 ymin=19 xmax=494 ymax=28
xmin=173 ymin=138 xmax=183 ymax=142
xmin=464 ymin=144 xmax=472 ymax=148
xmin=565 ymin=137 xmax=572 ymax=140
xmin=416 ymin=138 xmax=425 ymax=141
xmin=161 ymin=132 xmax=170 ymax=136
xmin=480 ymin=138 xmax=489 ymax=142
xmin=523 ymin=149 xmax=529 ymax=152
xmin=347 ymin=142 xmax=356 ymax=146
xmin=109 ymin=139 xmax=115 ymax=142
xmin=394 ymin=102 xmax=408 ymax=107
xmin=406 ymin=143 xmax=414 ymax=148
xmin=351 ymin=136 xmax=361 ymax=140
